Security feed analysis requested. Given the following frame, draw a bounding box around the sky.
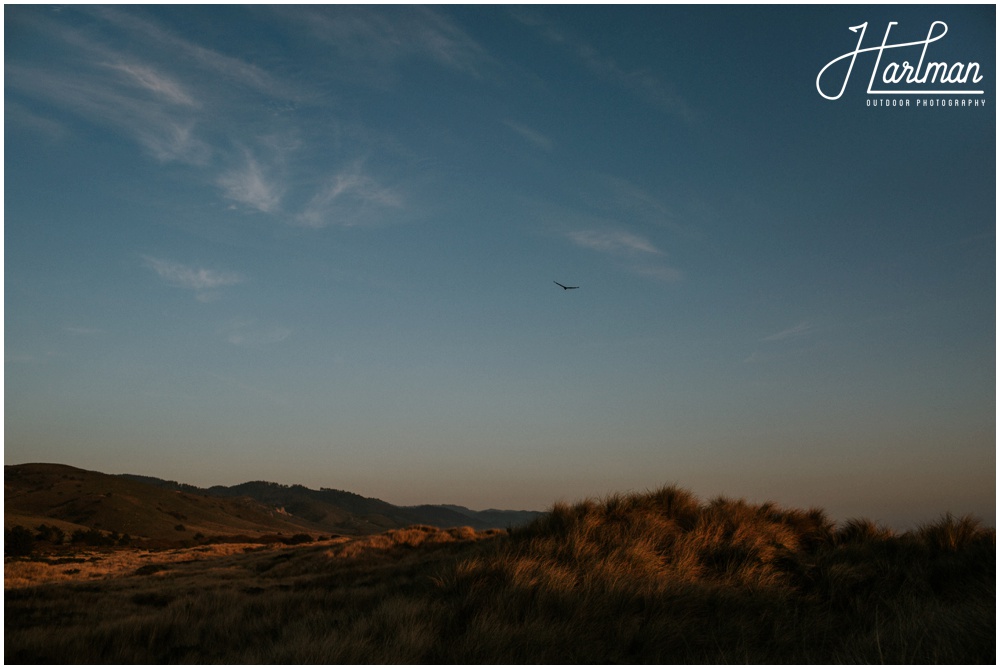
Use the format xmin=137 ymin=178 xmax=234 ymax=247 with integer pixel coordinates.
xmin=4 ymin=5 xmax=995 ymax=528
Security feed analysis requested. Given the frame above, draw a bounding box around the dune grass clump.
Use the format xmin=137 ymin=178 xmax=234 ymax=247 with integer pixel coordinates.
xmin=431 ymin=486 xmax=994 ymax=663
xmin=5 ymin=486 xmax=994 ymax=663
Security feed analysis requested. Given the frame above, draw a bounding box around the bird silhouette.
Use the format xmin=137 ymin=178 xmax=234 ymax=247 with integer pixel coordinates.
xmin=554 ymin=281 xmax=579 ymax=290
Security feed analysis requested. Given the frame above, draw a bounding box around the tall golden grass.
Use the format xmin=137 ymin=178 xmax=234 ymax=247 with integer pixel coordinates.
xmin=5 ymin=487 xmax=994 ymax=663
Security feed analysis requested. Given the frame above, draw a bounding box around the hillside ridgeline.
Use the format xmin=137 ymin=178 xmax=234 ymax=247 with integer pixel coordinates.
xmin=5 ymin=463 xmax=542 ymax=544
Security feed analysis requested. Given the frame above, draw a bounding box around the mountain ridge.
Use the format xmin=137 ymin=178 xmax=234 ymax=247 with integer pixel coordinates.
xmin=117 ymin=472 xmax=542 ymax=531
xmin=5 ymin=463 xmax=542 ymax=542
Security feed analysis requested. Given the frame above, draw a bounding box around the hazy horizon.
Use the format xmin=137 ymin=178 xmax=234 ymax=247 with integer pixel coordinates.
xmin=5 ymin=5 xmax=995 ymax=530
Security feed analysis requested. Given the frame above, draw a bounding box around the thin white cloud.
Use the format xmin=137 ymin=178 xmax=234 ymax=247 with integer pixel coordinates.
xmin=511 ymin=9 xmax=693 ymax=121
xmin=5 ymin=10 xmax=217 ymax=164
xmin=9 ymin=8 xmax=428 ymax=231
xmin=4 ymin=101 xmax=67 ymax=140
xmin=746 ymin=323 xmax=823 ymax=363
xmin=503 ymin=119 xmax=553 ymax=151
xmin=278 ymin=6 xmax=489 ymax=82
xmin=104 ymin=60 xmax=199 ymax=107
xmin=529 ymin=195 xmax=684 ymax=283
xmin=218 ymin=152 xmax=284 ymax=213
xmin=567 ymin=229 xmax=662 ymax=256
xmin=604 ymin=176 xmax=669 ymax=216
xmin=7 ymin=63 xmax=212 ymax=166
xmin=407 ymin=7 xmax=489 ymax=76
xmin=565 ymin=228 xmax=682 ymax=282
xmin=137 ymin=121 xmax=211 ymax=164
xmin=6 ymin=8 xmax=300 ymax=184
xmin=761 ymin=322 xmax=818 ymax=342
xmin=599 ymin=175 xmax=695 ymax=240
xmin=142 ymin=256 xmax=244 ymax=300
xmin=298 ymin=162 xmax=403 ymax=228
xmin=94 ymin=7 xmax=295 ymax=99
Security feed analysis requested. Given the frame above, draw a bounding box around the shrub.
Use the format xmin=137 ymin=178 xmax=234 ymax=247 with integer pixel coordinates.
xmin=5 ymin=525 xmax=35 ymax=556
xmin=836 ymin=517 xmax=893 ymax=544
xmin=70 ymin=528 xmax=115 ymax=546
xmin=35 ymin=524 xmax=66 ymax=545
xmin=916 ymin=513 xmax=993 ymax=553
xmin=648 ymin=485 xmax=701 ymax=529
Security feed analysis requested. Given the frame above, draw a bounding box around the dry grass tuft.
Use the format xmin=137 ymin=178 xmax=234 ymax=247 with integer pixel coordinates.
xmin=5 ymin=487 xmax=994 ymax=663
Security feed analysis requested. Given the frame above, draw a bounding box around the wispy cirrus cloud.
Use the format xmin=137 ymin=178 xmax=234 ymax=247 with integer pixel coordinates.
xmin=567 ymin=229 xmax=662 ymax=256
xmin=531 ymin=181 xmax=684 ymax=283
xmin=298 ymin=162 xmax=403 ymax=228
xmin=5 ymin=10 xmax=218 ymax=163
xmin=137 ymin=121 xmax=211 ymax=164
xmin=511 ymin=9 xmax=693 ymax=121
xmin=565 ymin=227 xmax=682 ymax=282
xmin=5 ymin=6 xmax=304 ymax=194
xmin=103 ymin=60 xmax=199 ymax=107
xmin=503 ymin=119 xmax=553 ymax=151
xmin=404 ymin=7 xmax=490 ymax=76
xmin=142 ymin=256 xmax=244 ymax=301
xmin=761 ymin=321 xmax=819 ymax=342
xmin=276 ymin=6 xmax=490 ymax=83
xmin=93 ymin=7 xmax=296 ymax=99
xmin=218 ymin=151 xmax=284 ymax=213
xmin=9 ymin=8 xmax=428 ymax=233
xmin=4 ymin=100 xmax=67 ymax=140
xmin=6 ymin=62 xmax=212 ymax=165
xmin=599 ymin=175 xmax=697 ymax=240
xmin=745 ymin=321 xmax=822 ymax=363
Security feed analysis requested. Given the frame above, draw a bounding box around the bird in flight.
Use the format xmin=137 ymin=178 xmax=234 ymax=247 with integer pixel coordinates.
xmin=554 ymin=281 xmax=579 ymax=290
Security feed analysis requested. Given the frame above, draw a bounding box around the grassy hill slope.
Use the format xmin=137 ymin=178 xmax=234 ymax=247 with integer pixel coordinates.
xmin=7 ymin=464 xmax=542 ymax=544
xmin=5 ymin=485 xmax=994 ymax=663
xmin=5 ymin=464 xmax=327 ymax=542
xmin=118 ymin=473 xmax=543 ymax=533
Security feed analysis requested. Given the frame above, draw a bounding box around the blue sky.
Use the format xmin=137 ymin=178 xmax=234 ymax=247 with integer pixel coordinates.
xmin=5 ymin=5 xmax=995 ymax=527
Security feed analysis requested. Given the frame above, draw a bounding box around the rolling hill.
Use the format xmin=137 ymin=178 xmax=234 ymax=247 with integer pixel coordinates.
xmin=116 ymin=473 xmax=542 ymax=532
xmin=5 ymin=463 xmax=542 ymax=543
xmin=5 ymin=463 xmax=327 ymax=542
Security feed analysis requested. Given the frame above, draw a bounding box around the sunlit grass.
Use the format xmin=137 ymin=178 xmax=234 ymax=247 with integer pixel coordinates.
xmin=6 ymin=487 xmax=994 ymax=663
xmin=4 ymin=542 xmax=274 ymax=589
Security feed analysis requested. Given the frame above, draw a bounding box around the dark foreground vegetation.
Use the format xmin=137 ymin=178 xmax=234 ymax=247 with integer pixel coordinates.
xmin=6 ymin=486 xmax=995 ymax=663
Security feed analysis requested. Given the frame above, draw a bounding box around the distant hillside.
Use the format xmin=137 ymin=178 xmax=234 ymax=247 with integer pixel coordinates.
xmin=407 ymin=504 xmax=543 ymax=530
xmin=5 ymin=463 xmax=326 ymax=542
xmin=5 ymin=463 xmax=542 ymax=544
xmin=120 ymin=473 xmax=542 ymax=532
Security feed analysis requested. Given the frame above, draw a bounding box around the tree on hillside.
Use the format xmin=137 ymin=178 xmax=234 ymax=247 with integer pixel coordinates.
xmin=6 ymin=525 xmax=35 ymax=556
xmin=35 ymin=524 xmax=66 ymax=544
